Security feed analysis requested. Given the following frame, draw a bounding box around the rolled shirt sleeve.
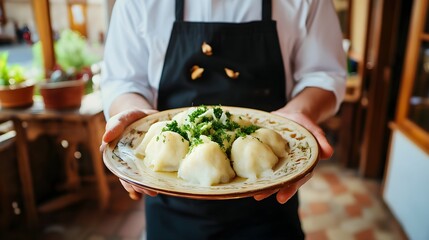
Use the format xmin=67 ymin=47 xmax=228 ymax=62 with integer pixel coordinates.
xmin=291 ymin=0 xmax=347 ymax=112
xmin=100 ymin=0 xmax=154 ymax=118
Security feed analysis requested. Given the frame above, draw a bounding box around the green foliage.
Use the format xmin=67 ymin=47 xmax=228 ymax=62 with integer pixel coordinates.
xmin=32 ymin=29 xmax=100 ymax=73
xmin=0 ymin=52 xmax=27 ymax=86
xmin=55 ymin=29 xmax=99 ymax=71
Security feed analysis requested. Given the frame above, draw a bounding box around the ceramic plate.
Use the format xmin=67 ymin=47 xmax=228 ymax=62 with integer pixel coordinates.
xmin=103 ymin=106 xmax=319 ymax=200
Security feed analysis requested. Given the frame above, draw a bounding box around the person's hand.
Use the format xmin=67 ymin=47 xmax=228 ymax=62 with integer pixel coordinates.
xmin=120 ymin=179 xmax=158 ymax=200
xmin=254 ymin=172 xmax=313 ymax=204
xmin=253 ymin=111 xmax=333 ymax=204
xmin=100 ymin=108 xmax=158 ymax=152
xmin=100 ymin=108 xmax=159 ymax=200
xmin=273 ymin=111 xmax=333 ymax=159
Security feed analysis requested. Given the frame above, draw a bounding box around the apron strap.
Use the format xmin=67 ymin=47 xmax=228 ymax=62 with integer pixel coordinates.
xmin=262 ymin=0 xmax=272 ymax=21
xmin=175 ymin=0 xmax=272 ymax=21
xmin=176 ymin=0 xmax=185 ymax=21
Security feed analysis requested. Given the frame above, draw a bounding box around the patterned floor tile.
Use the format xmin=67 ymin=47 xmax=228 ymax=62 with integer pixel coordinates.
xmin=353 ymin=192 xmax=373 ymax=207
xmin=308 ymin=202 xmax=331 ymax=215
xmin=300 ymin=162 xmax=407 ymax=240
xmin=374 ymin=230 xmax=401 ymax=240
xmin=344 ymin=203 xmax=363 ymax=218
xmin=339 ymin=216 xmax=373 ymax=234
xmin=355 ymin=228 xmax=376 ymax=240
xmin=301 ymin=214 xmax=340 ymax=233
xmin=332 ymin=193 xmax=356 ymax=206
xmin=326 ymin=228 xmax=354 ymax=240
xmin=330 ymin=183 xmax=349 ymax=195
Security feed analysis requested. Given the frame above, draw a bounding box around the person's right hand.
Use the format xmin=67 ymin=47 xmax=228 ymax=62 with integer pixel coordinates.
xmin=100 ymin=108 xmax=159 ymax=200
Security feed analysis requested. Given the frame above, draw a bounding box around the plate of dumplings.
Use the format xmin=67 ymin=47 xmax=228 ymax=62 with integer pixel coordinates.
xmin=103 ymin=106 xmax=319 ymax=199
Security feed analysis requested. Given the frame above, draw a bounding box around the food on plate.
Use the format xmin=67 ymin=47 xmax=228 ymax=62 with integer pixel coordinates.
xmin=178 ymin=136 xmax=235 ymax=186
xmin=144 ymin=131 xmax=189 ymax=171
xmin=231 ymin=135 xmax=279 ymax=180
xmin=134 ymin=106 xmax=288 ymax=186
xmin=134 ymin=121 xmax=171 ymax=159
xmin=251 ymin=128 xmax=288 ymax=158
xmin=229 ymin=114 xmax=252 ymax=127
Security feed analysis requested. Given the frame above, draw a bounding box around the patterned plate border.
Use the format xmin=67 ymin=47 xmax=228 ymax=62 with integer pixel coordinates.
xmin=103 ymin=106 xmax=319 ymax=199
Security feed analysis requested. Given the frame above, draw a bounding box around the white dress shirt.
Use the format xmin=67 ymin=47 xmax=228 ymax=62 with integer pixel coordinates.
xmin=101 ymin=0 xmax=346 ymax=116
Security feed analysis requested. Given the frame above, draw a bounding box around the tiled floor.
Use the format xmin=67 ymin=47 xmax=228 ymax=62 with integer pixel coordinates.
xmin=3 ymin=162 xmax=407 ymax=240
xmin=299 ymin=162 xmax=406 ymax=240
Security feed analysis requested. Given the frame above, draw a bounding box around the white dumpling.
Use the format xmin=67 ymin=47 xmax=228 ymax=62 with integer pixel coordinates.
xmin=178 ymin=138 xmax=235 ymax=186
xmin=230 ymin=114 xmax=253 ymax=127
xmin=134 ymin=121 xmax=171 ymax=158
xmin=231 ymin=136 xmax=279 ymax=180
xmin=251 ymin=128 xmax=287 ymax=158
xmin=172 ymin=108 xmax=193 ymax=126
xmin=144 ymin=131 xmax=189 ymax=172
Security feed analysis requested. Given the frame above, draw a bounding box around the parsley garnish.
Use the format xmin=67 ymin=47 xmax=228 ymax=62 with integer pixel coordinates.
xmin=188 ymin=105 xmax=207 ymax=123
xmin=163 ymin=120 xmax=188 ymax=140
xmin=164 ymin=106 xmax=259 ymax=156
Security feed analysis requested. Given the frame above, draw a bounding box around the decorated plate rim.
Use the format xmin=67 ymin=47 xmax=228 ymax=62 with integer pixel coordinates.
xmin=103 ymin=106 xmax=320 ymax=200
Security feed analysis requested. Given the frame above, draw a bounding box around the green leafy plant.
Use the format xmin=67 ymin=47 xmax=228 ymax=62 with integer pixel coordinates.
xmin=0 ymin=52 xmax=27 ymax=86
xmin=33 ymin=29 xmax=100 ymax=82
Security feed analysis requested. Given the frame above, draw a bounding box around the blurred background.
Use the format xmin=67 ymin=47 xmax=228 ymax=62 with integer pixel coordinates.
xmin=0 ymin=0 xmax=428 ymax=239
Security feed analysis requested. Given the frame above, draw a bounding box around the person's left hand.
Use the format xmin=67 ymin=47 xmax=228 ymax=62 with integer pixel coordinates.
xmin=253 ymin=111 xmax=333 ymax=204
xmin=100 ymin=108 xmax=159 ymax=200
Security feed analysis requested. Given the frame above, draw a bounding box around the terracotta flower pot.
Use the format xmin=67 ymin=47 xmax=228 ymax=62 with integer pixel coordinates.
xmin=0 ymin=82 xmax=35 ymax=108
xmin=39 ymin=79 xmax=85 ymax=110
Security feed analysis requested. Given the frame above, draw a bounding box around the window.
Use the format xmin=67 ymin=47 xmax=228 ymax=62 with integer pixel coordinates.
xmin=396 ymin=0 xmax=429 ymax=152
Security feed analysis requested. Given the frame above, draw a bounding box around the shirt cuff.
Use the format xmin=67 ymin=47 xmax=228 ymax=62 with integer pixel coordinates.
xmin=291 ymin=72 xmax=346 ymax=113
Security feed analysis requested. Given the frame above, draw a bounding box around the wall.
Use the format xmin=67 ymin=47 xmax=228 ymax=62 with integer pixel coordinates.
xmin=4 ymin=0 xmax=107 ymax=44
xmin=383 ymin=130 xmax=429 ymax=240
xmin=350 ymin=0 xmax=369 ymax=60
xmin=49 ymin=0 xmax=69 ymax=37
xmin=4 ymin=0 xmax=34 ymax=30
xmin=86 ymin=1 xmax=106 ymax=43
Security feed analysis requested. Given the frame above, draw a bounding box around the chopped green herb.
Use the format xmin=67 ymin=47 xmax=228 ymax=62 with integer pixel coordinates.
xmin=163 ymin=120 xmax=188 ymax=140
xmin=168 ymin=106 xmax=260 ymax=156
xmin=213 ymin=106 xmax=223 ymax=119
xmin=189 ymin=137 xmax=204 ymax=151
xmin=188 ymin=106 xmax=207 ymax=123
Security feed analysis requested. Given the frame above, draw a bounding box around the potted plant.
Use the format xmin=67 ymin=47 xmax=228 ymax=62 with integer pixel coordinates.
xmin=33 ymin=29 xmax=99 ymax=110
xmin=0 ymin=52 xmax=35 ymax=108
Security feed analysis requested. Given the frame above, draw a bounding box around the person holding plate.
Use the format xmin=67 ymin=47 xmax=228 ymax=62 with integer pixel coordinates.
xmin=100 ymin=0 xmax=346 ymax=239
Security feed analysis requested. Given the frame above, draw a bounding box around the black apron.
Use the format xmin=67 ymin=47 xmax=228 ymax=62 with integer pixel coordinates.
xmin=147 ymin=0 xmax=304 ymax=239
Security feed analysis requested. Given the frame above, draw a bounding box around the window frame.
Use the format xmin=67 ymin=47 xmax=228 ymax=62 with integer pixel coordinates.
xmin=395 ymin=0 xmax=429 ymax=154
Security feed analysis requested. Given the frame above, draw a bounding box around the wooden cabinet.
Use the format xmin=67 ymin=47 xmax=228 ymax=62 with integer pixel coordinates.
xmin=396 ymin=0 xmax=429 ymax=153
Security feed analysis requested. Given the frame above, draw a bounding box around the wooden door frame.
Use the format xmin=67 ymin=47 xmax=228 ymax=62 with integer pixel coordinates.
xmin=359 ymin=0 xmax=409 ymax=178
xmin=395 ymin=0 xmax=429 ymax=153
xmin=67 ymin=0 xmax=88 ymax=38
xmin=337 ymin=0 xmax=371 ymax=170
xmin=32 ymin=0 xmax=55 ymax=76
xmin=0 ymin=0 xmax=6 ymax=25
